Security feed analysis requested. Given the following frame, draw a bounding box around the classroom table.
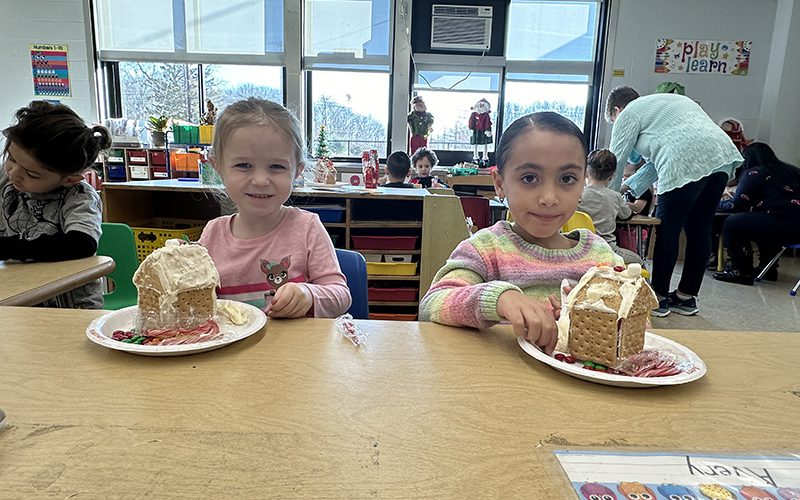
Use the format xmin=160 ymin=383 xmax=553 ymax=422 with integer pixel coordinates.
xmin=617 ymin=214 xmax=661 ymax=260
xmin=1 ymin=307 xmax=798 ymax=498
xmin=0 ymin=256 xmax=115 ymax=306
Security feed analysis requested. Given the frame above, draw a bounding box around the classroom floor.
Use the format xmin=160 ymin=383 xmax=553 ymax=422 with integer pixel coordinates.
xmin=650 ymin=256 xmax=800 ymax=333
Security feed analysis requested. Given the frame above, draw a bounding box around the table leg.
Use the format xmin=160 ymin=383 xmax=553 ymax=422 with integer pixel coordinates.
xmin=637 ymin=226 xmax=644 ymax=259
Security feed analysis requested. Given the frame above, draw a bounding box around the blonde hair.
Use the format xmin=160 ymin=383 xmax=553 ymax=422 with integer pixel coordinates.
xmin=211 ymin=98 xmax=307 ymax=175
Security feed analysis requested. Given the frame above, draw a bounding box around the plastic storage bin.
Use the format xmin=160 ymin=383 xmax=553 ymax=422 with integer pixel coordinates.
xmin=173 ymin=125 xmax=199 ymax=145
xmin=199 ymin=125 xmax=214 ymax=145
xmin=368 ymin=313 xmax=417 ymax=321
xmin=363 ymin=254 xmax=382 ymax=263
xmin=368 ymin=287 xmax=418 ymax=301
xmin=130 ymin=218 xmax=206 ymax=262
xmin=351 ymin=235 xmax=418 ymax=250
xmin=149 ymin=150 xmax=169 ymax=179
xmin=384 ymin=254 xmax=412 ymax=263
xmin=366 ymin=262 xmax=417 ymax=276
xmin=303 ymin=205 xmax=345 ymax=223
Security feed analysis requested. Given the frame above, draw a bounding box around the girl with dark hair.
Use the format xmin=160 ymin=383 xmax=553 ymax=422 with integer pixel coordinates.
xmin=605 ymin=86 xmax=743 ymax=317
xmin=1 ymin=101 xmax=111 ymax=308
xmin=420 ymin=112 xmax=622 ymax=353
xmin=410 ymin=147 xmax=447 ymax=188
xmin=713 ymin=142 xmax=800 ymax=285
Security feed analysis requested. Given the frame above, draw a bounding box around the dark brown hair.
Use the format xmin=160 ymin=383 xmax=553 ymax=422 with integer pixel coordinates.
xmin=605 ymin=86 xmax=640 ymax=122
xmin=495 ymin=111 xmax=587 ymax=174
xmin=587 ymin=149 xmax=618 ymax=181
xmin=386 ymin=151 xmax=411 ymax=179
xmin=3 ymin=101 xmax=111 ymax=175
xmin=410 ymin=147 xmax=438 ymax=169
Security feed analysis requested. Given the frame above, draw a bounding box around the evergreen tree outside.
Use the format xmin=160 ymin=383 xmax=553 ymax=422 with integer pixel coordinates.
xmin=315 ymin=125 xmax=331 ymax=158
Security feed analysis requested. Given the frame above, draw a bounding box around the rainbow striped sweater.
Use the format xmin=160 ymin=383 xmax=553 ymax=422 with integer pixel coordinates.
xmin=419 ymin=221 xmax=623 ymax=329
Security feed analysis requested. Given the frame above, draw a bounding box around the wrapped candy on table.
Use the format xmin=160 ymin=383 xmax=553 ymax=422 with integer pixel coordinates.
xmin=334 ymin=314 xmax=368 ymax=346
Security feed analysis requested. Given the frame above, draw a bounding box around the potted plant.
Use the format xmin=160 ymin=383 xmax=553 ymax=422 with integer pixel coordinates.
xmin=147 ymin=115 xmax=170 ymax=148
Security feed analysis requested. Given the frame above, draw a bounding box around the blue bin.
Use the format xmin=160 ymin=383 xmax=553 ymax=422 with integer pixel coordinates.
xmin=304 ymin=205 xmax=345 ymax=223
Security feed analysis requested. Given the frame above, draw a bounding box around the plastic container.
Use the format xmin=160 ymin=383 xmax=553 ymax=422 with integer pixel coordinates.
xmin=198 ymin=125 xmax=214 ymax=145
xmin=384 ymin=254 xmax=412 ymax=263
xmin=368 ymin=287 xmax=418 ymax=301
xmin=303 ymin=205 xmax=345 ymax=223
xmin=173 ymin=125 xmax=199 ymax=145
xmin=368 ymin=313 xmax=417 ymax=321
xmin=130 ymin=218 xmax=206 ymax=262
xmin=366 ymin=262 xmax=417 ymax=276
xmin=351 ymin=235 xmax=418 ymax=250
xmin=363 ymin=254 xmax=382 ymax=263
xmin=149 ymin=150 xmax=169 ymax=179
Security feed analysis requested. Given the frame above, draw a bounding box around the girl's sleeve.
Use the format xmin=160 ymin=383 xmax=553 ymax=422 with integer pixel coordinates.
xmin=418 ymin=239 xmax=521 ymax=329
xmin=719 ymin=168 xmax=760 ymax=212
xmin=608 ymin=112 xmax=642 ymax=191
xmin=303 ymin=216 xmax=352 ymax=317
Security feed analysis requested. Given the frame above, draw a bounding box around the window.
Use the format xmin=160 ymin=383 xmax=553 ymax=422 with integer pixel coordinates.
xmin=413 ymin=68 xmax=500 ymax=152
xmin=503 ymin=80 xmax=589 ymax=131
xmin=504 ymin=0 xmax=602 ymax=136
xmin=311 ymin=71 xmax=389 ymax=157
xmin=305 ymin=0 xmax=392 ymax=157
xmin=118 ymin=62 xmax=284 ymax=124
xmin=202 ymin=65 xmax=284 ymax=114
xmin=186 ymin=0 xmax=284 ymax=55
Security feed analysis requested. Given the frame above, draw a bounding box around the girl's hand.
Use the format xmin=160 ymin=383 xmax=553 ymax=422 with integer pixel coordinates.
xmin=431 ymin=179 xmax=444 ymax=188
xmin=496 ymin=290 xmax=558 ymax=354
xmin=268 ymin=283 xmax=313 ymax=318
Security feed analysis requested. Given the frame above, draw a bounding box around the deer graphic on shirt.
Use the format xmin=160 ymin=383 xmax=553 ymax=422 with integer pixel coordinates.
xmin=260 ymin=256 xmax=292 ymax=300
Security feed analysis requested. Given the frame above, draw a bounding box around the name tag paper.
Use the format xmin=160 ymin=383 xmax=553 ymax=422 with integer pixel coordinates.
xmin=555 ymin=450 xmax=800 ymax=499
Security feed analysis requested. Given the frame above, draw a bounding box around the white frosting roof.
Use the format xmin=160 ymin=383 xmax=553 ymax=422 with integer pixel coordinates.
xmin=133 ymin=239 xmax=219 ymax=295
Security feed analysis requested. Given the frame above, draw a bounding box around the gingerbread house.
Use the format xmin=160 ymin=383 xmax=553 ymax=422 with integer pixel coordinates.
xmin=562 ymin=264 xmax=658 ymax=367
xmin=133 ymin=239 xmax=220 ymax=333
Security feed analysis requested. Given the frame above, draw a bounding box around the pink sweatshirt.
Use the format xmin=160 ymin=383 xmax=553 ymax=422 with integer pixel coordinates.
xmin=199 ymin=207 xmax=351 ymax=317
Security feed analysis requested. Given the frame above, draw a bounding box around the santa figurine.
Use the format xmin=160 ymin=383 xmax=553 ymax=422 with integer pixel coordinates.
xmin=468 ymin=98 xmax=493 ymax=167
xmin=407 ymin=96 xmax=434 ymax=154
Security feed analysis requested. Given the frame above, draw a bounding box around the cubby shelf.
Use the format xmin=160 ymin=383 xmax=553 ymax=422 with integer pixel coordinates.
xmin=101 ymin=182 xmax=468 ymax=319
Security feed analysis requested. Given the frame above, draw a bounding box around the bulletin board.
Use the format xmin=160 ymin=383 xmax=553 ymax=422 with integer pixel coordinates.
xmin=30 ymin=43 xmax=71 ymax=97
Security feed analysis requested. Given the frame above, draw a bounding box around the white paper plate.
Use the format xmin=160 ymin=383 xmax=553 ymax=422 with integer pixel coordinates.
xmin=86 ymin=300 xmax=266 ymax=356
xmin=518 ymin=331 xmax=706 ymax=388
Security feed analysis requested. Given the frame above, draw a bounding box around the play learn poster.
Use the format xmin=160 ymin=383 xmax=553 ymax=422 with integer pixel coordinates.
xmin=655 ymin=39 xmax=751 ymax=76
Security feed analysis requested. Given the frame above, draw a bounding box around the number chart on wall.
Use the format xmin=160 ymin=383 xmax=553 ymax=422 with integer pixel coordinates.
xmin=30 ymin=43 xmax=71 ymax=97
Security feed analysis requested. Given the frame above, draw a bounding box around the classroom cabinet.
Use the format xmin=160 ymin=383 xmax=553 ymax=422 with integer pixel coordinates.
xmin=101 ymin=181 xmax=468 ymax=319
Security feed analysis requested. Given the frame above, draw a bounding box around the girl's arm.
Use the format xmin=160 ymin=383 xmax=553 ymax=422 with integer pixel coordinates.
xmin=419 ymin=240 xmax=522 ymax=329
xmin=0 ymin=230 xmax=97 ymax=262
xmin=303 ymin=217 xmax=352 ymax=317
xmin=718 ymin=168 xmax=761 ymax=212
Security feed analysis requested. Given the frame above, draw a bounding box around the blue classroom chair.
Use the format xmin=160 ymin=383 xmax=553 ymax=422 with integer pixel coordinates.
xmin=96 ymin=223 xmax=139 ymax=310
xmin=335 ymin=249 xmax=369 ymax=319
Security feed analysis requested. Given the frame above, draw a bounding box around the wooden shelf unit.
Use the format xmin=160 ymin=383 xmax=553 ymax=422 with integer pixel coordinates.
xmin=101 ymin=181 xmax=468 ymax=318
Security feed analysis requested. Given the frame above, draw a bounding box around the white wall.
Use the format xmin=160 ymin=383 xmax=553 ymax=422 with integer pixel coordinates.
xmin=0 ymin=0 xmax=96 ymax=138
xmin=758 ymin=0 xmax=800 ymax=164
xmin=599 ymin=0 xmax=781 ymax=150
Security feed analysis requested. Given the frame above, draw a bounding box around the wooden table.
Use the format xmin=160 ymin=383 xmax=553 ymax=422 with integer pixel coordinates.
xmin=1 ymin=308 xmax=798 ymax=498
xmin=0 ymin=256 xmax=115 ymax=306
xmin=617 ymin=215 xmax=661 ymax=259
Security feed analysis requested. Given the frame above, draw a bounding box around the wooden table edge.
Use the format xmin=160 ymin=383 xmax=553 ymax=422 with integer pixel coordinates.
xmin=0 ymin=257 xmax=116 ymax=306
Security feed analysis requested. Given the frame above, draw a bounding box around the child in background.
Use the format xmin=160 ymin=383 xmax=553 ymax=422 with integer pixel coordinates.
xmin=198 ymin=98 xmax=351 ymax=318
xmin=410 ymin=147 xmax=447 ymax=189
xmin=622 ymin=159 xmax=653 ymax=216
xmin=419 ymin=112 xmax=622 ymax=353
xmin=579 ymin=149 xmax=642 ymax=265
xmin=0 ymin=101 xmax=111 ymax=308
xmin=382 ymin=151 xmax=416 ymax=188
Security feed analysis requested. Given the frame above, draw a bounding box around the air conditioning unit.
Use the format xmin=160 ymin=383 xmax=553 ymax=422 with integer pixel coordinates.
xmin=430 ymin=4 xmax=493 ymax=52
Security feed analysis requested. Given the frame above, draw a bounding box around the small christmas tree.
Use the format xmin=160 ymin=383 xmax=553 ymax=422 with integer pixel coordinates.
xmin=315 ymin=125 xmax=331 ymax=159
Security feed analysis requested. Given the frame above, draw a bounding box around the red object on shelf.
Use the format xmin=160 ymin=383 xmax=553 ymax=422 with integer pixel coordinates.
xmin=351 ymin=235 xmax=418 ymax=250
xmin=368 ymin=287 xmax=418 ymax=301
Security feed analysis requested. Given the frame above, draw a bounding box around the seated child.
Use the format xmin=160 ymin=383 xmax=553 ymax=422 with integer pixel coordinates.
xmin=410 ymin=147 xmax=447 ymax=189
xmin=382 ymin=151 xmax=416 ymax=188
xmin=579 ymin=149 xmax=642 ymax=265
xmin=419 ymin=112 xmax=623 ymax=354
xmin=198 ymin=98 xmax=351 ymax=318
xmin=0 ymin=101 xmax=112 ymax=308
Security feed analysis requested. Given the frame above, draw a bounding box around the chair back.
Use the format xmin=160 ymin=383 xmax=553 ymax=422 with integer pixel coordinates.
xmin=97 ymin=223 xmax=139 ymax=310
xmin=335 ymin=249 xmax=369 ymax=319
xmin=459 ymin=196 xmax=491 ymax=231
xmin=562 ymin=210 xmax=596 ymax=233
